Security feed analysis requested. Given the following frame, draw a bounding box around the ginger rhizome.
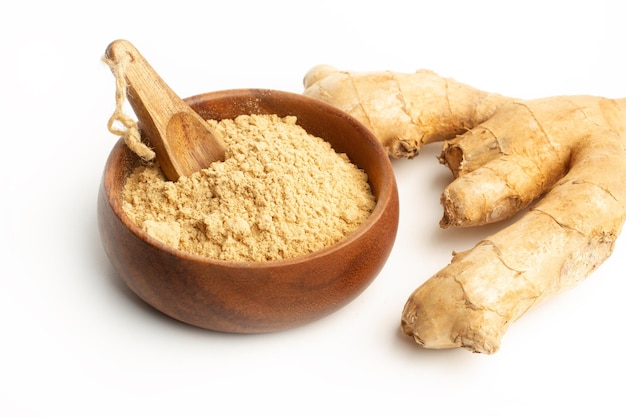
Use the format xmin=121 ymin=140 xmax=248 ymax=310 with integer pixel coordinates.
xmin=303 ymin=65 xmax=626 ymax=354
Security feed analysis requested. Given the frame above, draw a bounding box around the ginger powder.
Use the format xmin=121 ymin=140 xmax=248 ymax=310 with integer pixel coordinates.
xmin=121 ymin=114 xmax=376 ymax=261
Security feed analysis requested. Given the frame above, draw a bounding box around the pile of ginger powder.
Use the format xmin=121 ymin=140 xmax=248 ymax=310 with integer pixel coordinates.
xmin=122 ymin=114 xmax=376 ymax=262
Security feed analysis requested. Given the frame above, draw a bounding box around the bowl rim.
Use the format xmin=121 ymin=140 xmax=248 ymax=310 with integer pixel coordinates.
xmin=104 ymin=88 xmax=398 ymax=269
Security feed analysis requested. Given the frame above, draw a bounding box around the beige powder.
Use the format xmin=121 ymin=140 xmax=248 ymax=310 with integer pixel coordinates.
xmin=122 ymin=114 xmax=376 ymax=261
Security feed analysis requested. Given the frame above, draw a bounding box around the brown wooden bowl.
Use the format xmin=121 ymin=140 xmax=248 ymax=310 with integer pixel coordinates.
xmin=98 ymin=89 xmax=399 ymax=333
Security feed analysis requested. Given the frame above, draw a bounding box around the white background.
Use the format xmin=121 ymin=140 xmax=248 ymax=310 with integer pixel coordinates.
xmin=2 ymin=1 xmax=625 ymax=415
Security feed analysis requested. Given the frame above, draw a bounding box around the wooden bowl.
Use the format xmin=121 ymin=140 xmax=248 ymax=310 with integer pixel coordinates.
xmin=98 ymin=89 xmax=399 ymax=333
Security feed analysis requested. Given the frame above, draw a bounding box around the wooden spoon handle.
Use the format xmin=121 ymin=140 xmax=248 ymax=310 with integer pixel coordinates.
xmin=105 ymin=39 xmax=225 ymax=180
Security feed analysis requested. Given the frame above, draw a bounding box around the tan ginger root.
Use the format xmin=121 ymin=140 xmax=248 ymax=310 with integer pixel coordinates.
xmin=303 ymin=65 xmax=509 ymax=159
xmin=303 ymin=65 xmax=626 ymax=353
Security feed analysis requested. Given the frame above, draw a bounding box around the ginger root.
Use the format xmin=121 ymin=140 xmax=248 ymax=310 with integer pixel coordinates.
xmin=304 ymin=65 xmax=626 ymax=353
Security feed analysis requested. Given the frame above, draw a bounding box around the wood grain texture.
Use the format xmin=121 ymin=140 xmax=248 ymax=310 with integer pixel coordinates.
xmin=105 ymin=40 xmax=226 ymax=180
xmin=98 ymin=89 xmax=399 ymax=333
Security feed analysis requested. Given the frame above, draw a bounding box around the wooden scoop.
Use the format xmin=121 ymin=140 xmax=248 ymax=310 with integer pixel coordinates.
xmin=105 ymin=39 xmax=226 ymax=181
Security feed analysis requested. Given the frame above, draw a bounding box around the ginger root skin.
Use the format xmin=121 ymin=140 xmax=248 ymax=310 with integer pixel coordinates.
xmin=304 ymin=65 xmax=626 ymax=353
xmin=303 ymin=65 xmax=508 ymax=159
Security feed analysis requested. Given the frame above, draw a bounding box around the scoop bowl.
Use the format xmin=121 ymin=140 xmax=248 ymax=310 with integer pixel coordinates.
xmin=98 ymin=89 xmax=399 ymax=333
